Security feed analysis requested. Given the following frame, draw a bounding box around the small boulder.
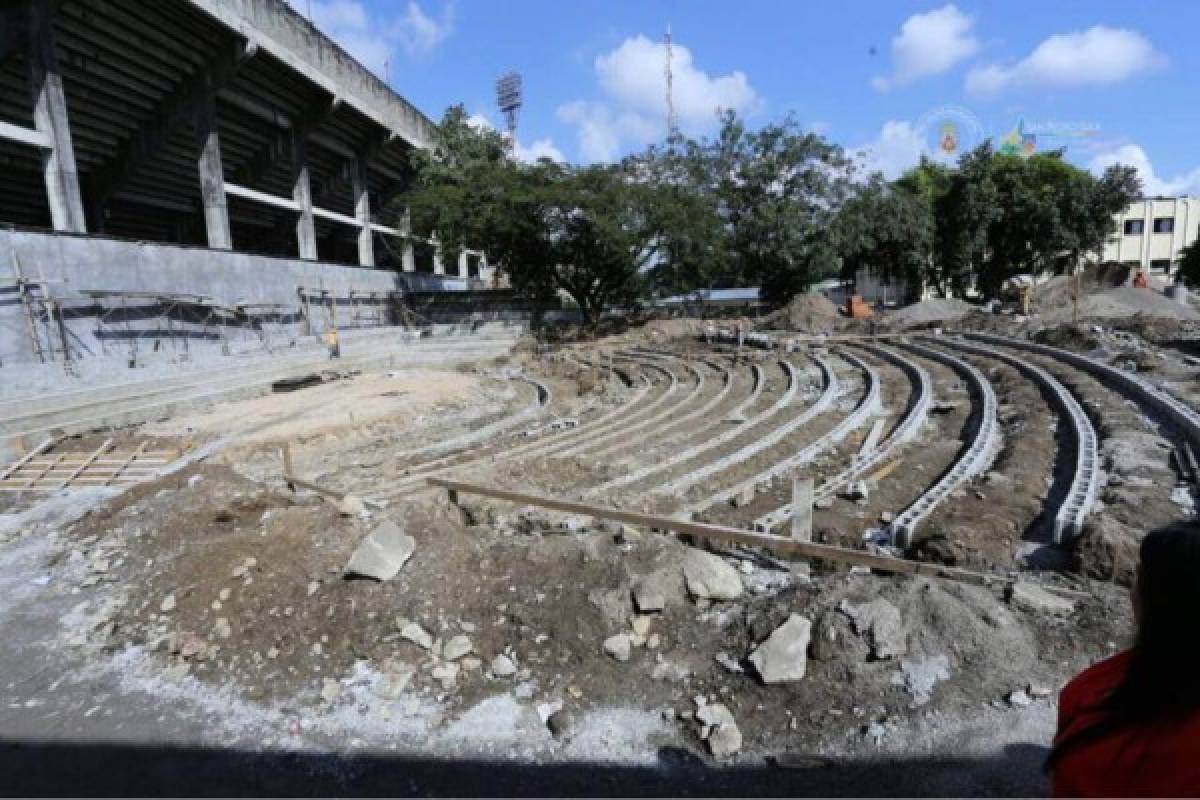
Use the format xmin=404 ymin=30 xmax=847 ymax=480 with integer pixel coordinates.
xmin=840 ymin=598 xmax=906 ymax=660
xmin=1006 ymin=583 xmax=1075 ymax=617
xmin=344 ymin=520 xmax=415 ymax=581
xmin=442 ymin=635 xmax=473 ymax=661
xmin=604 ymin=633 xmax=633 ymax=662
xmin=748 ymin=614 xmax=811 ymax=684
xmin=682 ymin=549 xmax=743 ymax=601
xmin=696 ymin=703 xmax=742 ymax=758
xmin=633 ymin=582 xmax=666 ymax=613
xmin=491 ymin=654 xmax=517 ymax=678
xmin=400 ymin=622 xmax=434 ymax=651
xmin=337 ymin=494 xmax=366 ymax=516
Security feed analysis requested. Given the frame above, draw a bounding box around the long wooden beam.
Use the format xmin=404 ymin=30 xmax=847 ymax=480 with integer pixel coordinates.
xmin=426 ymin=477 xmax=994 ymax=586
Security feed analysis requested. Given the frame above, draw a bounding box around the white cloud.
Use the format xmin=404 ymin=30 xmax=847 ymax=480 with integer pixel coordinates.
xmin=853 ymin=120 xmax=927 ymax=179
xmin=392 ymin=1 xmax=454 ymax=57
xmin=287 ymin=0 xmax=453 ymax=75
xmin=872 ymin=5 xmax=978 ymax=91
xmin=966 ymin=26 xmax=1163 ymax=94
xmin=467 ymin=112 xmax=565 ymax=164
xmin=1088 ymin=144 xmax=1200 ymax=198
xmin=558 ymin=34 xmax=763 ymax=163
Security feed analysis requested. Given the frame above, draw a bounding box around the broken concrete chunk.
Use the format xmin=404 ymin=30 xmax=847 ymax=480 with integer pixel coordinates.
xmin=431 ymin=663 xmax=460 ymax=689
xmin=1006 ymin=582 xmax=1076 ymax=616
xmin=337 ymin=494 xmax=367 ymax=516
xmin=604 ymin=633 xmax=633 ymax=662
xmin=490 ymin=654 xmax=517 ymax=678
xmin=730 ymin=485 xmax=757 ymax=508
xmin=682 ymin=549 xmax=743 ymax=601
xmin=159 ymin=594 xmax=176 ymax=613
xmin=890 ymin=654 xmax=950 ymax=705
xmin=344 ymin=520 xmax=415 ymax=581
xmin=633 ymin=582 xmax=666 ymax=613
xmin=696 ymin=702 xmax=742 ymax=758
xmin=320 ymin=678 xmax=341 ymax=704
xmin=442 ymin=635 xmax=473 ymax=661
xmin=400 ymin=622 xmax=434 ymax=651
xmin=748 ymin=614 xmax=811 ymax=684
xmin=840 ymin=598 xmax=906 ymax=660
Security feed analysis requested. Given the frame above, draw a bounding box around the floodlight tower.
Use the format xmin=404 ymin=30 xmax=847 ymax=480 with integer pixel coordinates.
xmin=495 ymin=72 xmax=523 ymax=141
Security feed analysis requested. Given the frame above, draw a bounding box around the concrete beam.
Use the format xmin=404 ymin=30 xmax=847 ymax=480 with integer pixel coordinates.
xmin=187 ymin=0 xmax=435 ymax=150
xmin=225 ymin=181 xmax=299 ymax=212
xmin=28 ymin=0 xmax=86 ymax=233
xmin=0 ymin=120 xmax=51 ymax=150
xmin=86 ymin=36 xmax=257 ymax=228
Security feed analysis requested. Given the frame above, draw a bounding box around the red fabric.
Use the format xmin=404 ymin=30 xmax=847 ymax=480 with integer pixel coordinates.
xmin=1053 ymin=650 xmax=1200 ymax=797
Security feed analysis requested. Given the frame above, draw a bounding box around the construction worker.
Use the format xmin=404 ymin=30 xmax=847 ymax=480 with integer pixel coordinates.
xmin=1133 ymin=270 xmax=1148 ymax=289
xmin=1048 ymin=522 xmax=1200 ymax=796
xmin=326 ymin=327 xmax=340 ymax=359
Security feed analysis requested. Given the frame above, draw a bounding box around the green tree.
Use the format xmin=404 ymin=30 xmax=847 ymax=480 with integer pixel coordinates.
xmin=1178 ymin=240 xmax=1200 ymax=288
xmin=403 ymin=109 xmax=656 ymax=327
xmin=836 ymin=175 xmax=934 ymax=302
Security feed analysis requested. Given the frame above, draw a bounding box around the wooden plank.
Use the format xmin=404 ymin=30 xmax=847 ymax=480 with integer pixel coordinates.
xmin=426 ymin=478 xmax=994 ymax=586
xmin=59 ymin=439 xmax=112 ymax=488
xmin=24 ymin=451 xmax=67 ymax=487
xmin=0 ymin=437 xmax=55 ymax=481
xmin=107 ymin=441 xmax=149 ymax=486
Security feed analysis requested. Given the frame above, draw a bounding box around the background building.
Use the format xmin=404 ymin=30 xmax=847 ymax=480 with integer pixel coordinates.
xmin=1100 ymin=196 xmax=1199 ymax=275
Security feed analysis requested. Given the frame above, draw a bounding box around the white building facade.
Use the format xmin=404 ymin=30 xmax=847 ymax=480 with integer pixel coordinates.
xmin=1100 ymin=197 xmax=1200 ymax=275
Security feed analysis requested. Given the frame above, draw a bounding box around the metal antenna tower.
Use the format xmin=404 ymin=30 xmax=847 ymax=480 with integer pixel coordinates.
xmin=495 ymin=72 xmax=523 ymax=141
xmin=665 ymin=25 xmax=678 ymax=142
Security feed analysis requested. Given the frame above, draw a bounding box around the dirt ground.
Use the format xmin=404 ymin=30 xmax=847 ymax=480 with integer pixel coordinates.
xmin=7 ymin=309 xmax=1196 ymax=794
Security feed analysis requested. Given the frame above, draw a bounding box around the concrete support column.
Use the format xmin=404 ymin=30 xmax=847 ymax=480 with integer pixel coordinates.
xmin=194 ymin=74 xmax=231 ymax=250
xmin=457 ymin=250 xmax=470 ymax=279
xmin=352 ymin=158 xmax=374 ymax=267
xmin=27 ymin=0 xmax=86 ymax=233
xmin=400 ymin=210 xmax=416 ymax=272
xmin=791 ymin=476 xmax=813 ymax=542
xmin=432 ymin=239 xmax=445 ymax=275
xmin=292 ymin=134 xmax=317 ymax=260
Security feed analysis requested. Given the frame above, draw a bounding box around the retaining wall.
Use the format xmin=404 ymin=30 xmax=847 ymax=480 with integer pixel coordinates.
xmin=0 ymin=228 xmax=463 ymax=370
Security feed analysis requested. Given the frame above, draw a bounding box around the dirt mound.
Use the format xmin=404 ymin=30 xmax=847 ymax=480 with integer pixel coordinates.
xmin=761 ymin=294 xmax=839 ymax=333
xmin=885 ymin=297 xmax=973 ymax=330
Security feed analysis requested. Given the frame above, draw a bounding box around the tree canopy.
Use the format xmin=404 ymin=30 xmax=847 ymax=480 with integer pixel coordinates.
xmin=402 ymin=104 xmax=1145 ymax=323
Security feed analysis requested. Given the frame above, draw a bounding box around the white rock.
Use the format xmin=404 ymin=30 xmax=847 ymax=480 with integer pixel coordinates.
xmin=1008 ymin=689 xmax=1032 ymax=708
xmin=320 ymin=678 xmax=341 ymax=704
xmin=431 ymin=663 xmax=459 ymax=689
xmin=443 ymin=634 xmax=473 ymax=661
xmin=630 ymin=615 xmax=652 ymax=637
xmin=696 ymin=703 xmax=742 ymax=758
xmin=213 ymin=617 xmax=232 ymax=640
xmin=890 ymin=654 xmax=950 ymax=705
xmin=337 ymin=495 xmax=366 ymax=516
xmin=633 ymin=583 xmax=666 ymax=613
xmin=344 ymin=520 xmax=415 ymax=581
xmin=490 ymin=654 xmax=517 ymax=678
xmin=1007 ymin=583 xmax=1075 ymax=617
xmin=400 ymin=622 xmax=434 ymax=651
xmin=159 ymin=594 xmax=176 ymax=613
xmin=748 ymin=614 xmax=811 ymax=684
xmin=604 ymin=634 xmax=633 ymax=662
xmin=840 ymin=598 xmax=907 ymax=660
xmin=682 ymin=549 xmax=743 ymax=601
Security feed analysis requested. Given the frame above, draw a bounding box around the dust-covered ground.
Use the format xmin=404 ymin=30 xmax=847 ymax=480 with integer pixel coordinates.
xmin=0 ymin=324 xmax=1169 ymax=796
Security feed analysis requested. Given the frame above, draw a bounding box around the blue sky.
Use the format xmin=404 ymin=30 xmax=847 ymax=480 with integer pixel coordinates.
xmin=291 ymin=0 xmax=1200 ymax=194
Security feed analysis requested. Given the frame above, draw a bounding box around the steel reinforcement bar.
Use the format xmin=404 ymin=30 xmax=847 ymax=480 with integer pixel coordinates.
xmin=886 ymin=341 xmax=999 ymax=548
xmin=934 ymin=335 xmax=1099 ymax=544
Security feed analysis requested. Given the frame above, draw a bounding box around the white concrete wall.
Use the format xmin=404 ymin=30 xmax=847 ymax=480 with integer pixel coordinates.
xmin=0 ymin=228 xmax=460 ymax=367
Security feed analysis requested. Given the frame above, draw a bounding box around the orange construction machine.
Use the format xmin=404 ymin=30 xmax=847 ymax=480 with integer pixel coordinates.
xmin=847 ymin=294 xmax=874 ymax=319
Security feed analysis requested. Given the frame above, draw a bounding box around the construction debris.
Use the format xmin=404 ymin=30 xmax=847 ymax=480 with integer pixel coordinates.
xmin=343 ymin=520 xmax=415 ymax=581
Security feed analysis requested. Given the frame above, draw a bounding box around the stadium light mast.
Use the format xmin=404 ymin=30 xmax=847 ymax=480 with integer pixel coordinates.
xmin=495 ymin=72 xmax=523 ymax=142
